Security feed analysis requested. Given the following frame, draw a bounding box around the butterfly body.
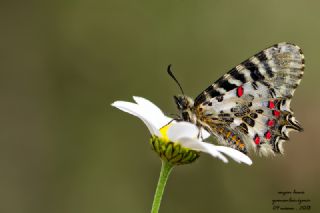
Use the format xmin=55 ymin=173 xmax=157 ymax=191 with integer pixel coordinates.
xmin=173 ymin=42 xmax=304 ymax=156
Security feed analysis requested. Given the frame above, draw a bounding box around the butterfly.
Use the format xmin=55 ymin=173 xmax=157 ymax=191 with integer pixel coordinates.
xmin=171 ymin=42 xmax=304 ymax=156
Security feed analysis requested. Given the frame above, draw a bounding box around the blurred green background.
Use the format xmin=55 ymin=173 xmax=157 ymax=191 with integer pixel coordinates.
xmin=1 ymin=0 xmax=319 ymax=212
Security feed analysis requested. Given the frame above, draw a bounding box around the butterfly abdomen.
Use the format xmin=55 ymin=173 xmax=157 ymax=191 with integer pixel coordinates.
xmin=214 ymin=125 xmax=247 ymax=153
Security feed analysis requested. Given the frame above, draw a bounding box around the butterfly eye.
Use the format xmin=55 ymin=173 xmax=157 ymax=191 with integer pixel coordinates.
xmin=173 ymin=96 xmax=183 ymax=110
xmin=174 ymin=96 xmax=188 ymax=110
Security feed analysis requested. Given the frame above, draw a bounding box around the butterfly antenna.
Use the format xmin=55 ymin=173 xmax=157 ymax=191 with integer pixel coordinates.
xmin=167 ymin=64 xmax=185 ymax=95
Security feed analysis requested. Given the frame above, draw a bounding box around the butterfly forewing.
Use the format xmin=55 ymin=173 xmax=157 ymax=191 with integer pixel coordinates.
xmin=194 ymin=42 xmax=304 ymax=156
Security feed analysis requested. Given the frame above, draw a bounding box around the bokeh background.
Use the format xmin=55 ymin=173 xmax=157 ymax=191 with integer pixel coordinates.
xmin=1 ymin=0 xmax=319 ymax=212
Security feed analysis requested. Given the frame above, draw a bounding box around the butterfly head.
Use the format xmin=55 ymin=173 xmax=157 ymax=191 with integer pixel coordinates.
xmin=173 ymin=95 xmax=196 ymax=122
xmin=167 ymin=65 xmax=197 ymax=123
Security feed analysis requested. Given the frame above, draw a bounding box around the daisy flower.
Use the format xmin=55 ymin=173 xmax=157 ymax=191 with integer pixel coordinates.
xmin=111 ymin=96 xmax=252 ymax=213
xmin=111 ymin=96 xmax=252 ymax=165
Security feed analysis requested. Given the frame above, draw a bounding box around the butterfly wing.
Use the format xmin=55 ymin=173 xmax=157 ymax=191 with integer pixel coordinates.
xmin=194 ymin=42 xmax=304 ymax=156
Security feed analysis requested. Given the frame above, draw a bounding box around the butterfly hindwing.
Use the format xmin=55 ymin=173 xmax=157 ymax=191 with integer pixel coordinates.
xmin=194 ymin=42 xmax=304 ymax=155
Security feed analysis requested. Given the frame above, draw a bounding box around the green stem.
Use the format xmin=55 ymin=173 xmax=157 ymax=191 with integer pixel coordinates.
xmin=151 ymin=161 xmax=174 ymax=213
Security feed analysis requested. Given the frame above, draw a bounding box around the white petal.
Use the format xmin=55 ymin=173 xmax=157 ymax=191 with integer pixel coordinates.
xmin=111 ymin=101 xmax=161 ymax=136
xmin=133 ymin=96 xmax=172 ymax=129
xmin=167 ymin=122 xmax=199 ymax=141
xmin=178 ymin=138 xmax=252 ymax=165
xmin=177 ymin=138 xmax=228 ymax=163
xmin=133 ymin=96 xmax=164 ymax=119
xmin=214 ymin=146 xmax=253 ymax=165
xmin=200 ymin=128 xmax=211 ymax=139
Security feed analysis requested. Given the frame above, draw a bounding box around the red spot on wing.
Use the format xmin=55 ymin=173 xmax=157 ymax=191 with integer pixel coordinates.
xmin=254 ymin=135 xmax=260 ymax=145
xmin=268 ymin=101 xmax=275 ymax=109
xmin=237 ymin=86 xmax=244 ymax=97
xmin=267 ymin=119 xmax=275 ymax=127
xmin=273 ymin=110 xmax=280 ymax=117
xmin=265 ymin=131 xmax=272 ymax=140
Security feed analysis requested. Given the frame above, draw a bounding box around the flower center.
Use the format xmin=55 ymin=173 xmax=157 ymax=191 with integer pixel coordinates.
xmin=159 ymin=124 xmax=172 ymax=142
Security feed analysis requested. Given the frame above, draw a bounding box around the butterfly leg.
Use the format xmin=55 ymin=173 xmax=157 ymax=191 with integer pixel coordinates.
xmin=197 ymin=128 xmax=204 ymax=140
